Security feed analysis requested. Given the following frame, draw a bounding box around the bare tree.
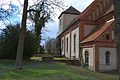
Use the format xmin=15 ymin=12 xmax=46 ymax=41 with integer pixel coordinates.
xmin=28 ymin=0 xmax=50 ymax=54
xmin=28 ymin=0 xmax=64 ymax=54
xmin=0 ymin=1 xmax=19 ymax=25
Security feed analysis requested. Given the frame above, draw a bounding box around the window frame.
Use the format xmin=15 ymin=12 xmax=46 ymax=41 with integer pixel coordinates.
xmin=66 ymin=38 xmax=68 ymax=52
xmin=105 ymin=51 xmax=110 ymax=65
xmin=84 ymin=51 xmax=89 ymax=66
xmin=74 ymin=34 xmax=76 ymax=53
xmin=106 ymin=33 xmax=110 ymax=40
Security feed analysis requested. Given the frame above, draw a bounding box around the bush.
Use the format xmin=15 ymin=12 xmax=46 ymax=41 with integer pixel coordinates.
xmin=0 ymin=24 xmax=37 ymax=60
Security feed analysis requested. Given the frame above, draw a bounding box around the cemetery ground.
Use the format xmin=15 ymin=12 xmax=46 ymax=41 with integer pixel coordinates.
xmin=0 ymin=56 xmax=119 ymax=80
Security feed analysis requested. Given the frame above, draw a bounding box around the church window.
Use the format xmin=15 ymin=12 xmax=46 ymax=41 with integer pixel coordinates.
xmin=67 ymin=38 xmax=68 ymax=52
xmin=105 ymin=51 xmax=110 ymax=65
xmin=74 ymin=34 xmax=76 ymax=52
xmin=85 ymin=51 xmax=89 ymax=66
xmin=61 ymin=40 xmax=63 ymax=51
xmin=106 ymin=33 xmax=110 ymax=40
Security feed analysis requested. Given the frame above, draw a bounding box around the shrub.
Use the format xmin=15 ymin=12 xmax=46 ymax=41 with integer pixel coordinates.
xmin=0 ymin=24 xmax=37 ymax=60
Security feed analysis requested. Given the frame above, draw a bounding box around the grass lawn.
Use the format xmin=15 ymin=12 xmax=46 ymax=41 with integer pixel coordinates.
xmin=0 ymin=59 xmax=119 ymax=80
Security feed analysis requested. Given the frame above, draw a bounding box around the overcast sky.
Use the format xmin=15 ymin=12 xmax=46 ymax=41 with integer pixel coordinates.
xmin=0 ymin=0 xmax=94 ymax=44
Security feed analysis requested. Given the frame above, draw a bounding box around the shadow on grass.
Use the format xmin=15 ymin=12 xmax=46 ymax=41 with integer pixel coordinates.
xmin=0 ymin=59 xmax=119 ymax=80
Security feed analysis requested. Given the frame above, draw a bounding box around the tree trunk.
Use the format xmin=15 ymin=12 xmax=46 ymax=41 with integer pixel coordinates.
xmin=114 ymin=0 xmax=120 ymax=79
xmin=15 ymin=0 xmax=28 ymax=69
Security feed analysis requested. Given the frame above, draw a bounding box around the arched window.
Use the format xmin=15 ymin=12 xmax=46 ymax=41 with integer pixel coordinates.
xmin=61 ymin=40 xmax=63 ymax=51
xmin=105 ymin=51 xmax=110 ymax=65
xmin=85 ymin=51 xmax=89 ymax=66
xmin=106 ymin=34 xmax=110 ymax=40
xmin=67 ymin=38 xmax=68 ymax=52
xmin=74 ymin=34 xmax=76 ymax=52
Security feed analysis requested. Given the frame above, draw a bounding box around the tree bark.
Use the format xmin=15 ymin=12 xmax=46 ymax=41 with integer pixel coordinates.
xmin=114 ymin=0 xmax=120 ymax=79
xmin=15 ymin=0 xmax=28 ymax=69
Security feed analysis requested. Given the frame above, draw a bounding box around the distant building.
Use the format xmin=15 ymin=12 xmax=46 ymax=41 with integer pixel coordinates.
xmin=57 ymin=0 xmax=117 ymax=72
xmin=45 ymin=38 xmax=57 ymax=53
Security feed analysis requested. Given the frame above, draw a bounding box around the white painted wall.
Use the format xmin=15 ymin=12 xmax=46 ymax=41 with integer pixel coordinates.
xmin=65 ymin=33 xmax=71 ymax=58
xmin=99 ymin=47 xmax=117 ymax=71
xmin=83 ymin=47 xmax=94 ymax=70
xmin=71 ymin=27 xmax=79 ymax=59
xmin=84 ymin=25 xmax=96 ymax=37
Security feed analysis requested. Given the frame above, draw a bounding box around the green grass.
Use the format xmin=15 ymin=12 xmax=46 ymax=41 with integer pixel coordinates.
xmin=0 ymin=60 xmax=119 ymax=80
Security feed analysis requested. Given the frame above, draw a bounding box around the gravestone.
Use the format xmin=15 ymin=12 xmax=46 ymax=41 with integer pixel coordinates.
xmin=42 ymin=54 xmax=54 ymax=62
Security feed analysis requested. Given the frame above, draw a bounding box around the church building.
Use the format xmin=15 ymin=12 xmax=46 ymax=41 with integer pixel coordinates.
xmin=57 ymin=0 xmax=118 ymax=72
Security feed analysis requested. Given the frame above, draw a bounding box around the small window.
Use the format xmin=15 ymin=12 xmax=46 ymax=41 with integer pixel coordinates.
xmin=61 ymin=40 xmax=63 ymax=51
xmin=67 ymin=38 xmax=68 ymax=52
xmin=105 ymin=51 xmax=110 ymax=65
xmin=85 ymin=51 xmax=89 ymax=66
xmin=74 ymin=34 xmax=76 ymax=52
xmin=106 ymin=34 xmax=110 ymax=40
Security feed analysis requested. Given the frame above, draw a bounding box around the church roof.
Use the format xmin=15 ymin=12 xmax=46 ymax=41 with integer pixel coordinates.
xmin=81 ymin=21 xmax=114 ymax=43
xmin=58 ymin=6 xmax=80 ymax=19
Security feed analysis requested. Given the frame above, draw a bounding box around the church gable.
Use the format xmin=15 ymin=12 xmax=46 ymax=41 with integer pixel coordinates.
xmin=57 ymin=0 xmax=117 ymax=72
xmin=79 ymin=0 xmax=113 ymax=21
xmin=81 ymin=21 xmax=114 ymax=44
xmin=58 ymin=6 xmax=80 ymax=35
xmin=96 ymin=25 xmax=115 ymax=42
